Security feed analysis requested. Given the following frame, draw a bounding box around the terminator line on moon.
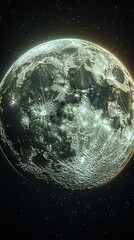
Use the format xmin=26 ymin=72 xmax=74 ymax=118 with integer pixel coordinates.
xmin=0 ymin=38 xmax=134 ymax=190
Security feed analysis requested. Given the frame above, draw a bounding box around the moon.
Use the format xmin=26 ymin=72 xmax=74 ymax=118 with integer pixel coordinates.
xmin=0 ymin=38 xmax=134 ymax=190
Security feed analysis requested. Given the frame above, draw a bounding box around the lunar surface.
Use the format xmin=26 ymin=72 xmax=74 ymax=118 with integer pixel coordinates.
xmin=0 ymin=38 xmax=134 ymax=190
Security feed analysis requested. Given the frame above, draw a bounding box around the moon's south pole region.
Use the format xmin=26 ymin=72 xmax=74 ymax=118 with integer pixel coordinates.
xmin=0 ymin=38 xmax=134 ymax=190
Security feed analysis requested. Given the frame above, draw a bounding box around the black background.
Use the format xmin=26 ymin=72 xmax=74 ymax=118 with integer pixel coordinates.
xmin=0 ymin=0 xmax=134 ymax=239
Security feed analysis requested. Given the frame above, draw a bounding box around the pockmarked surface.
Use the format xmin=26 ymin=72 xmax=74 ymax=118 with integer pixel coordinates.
xmin=0 ymin=39 xmax=134 ymax=189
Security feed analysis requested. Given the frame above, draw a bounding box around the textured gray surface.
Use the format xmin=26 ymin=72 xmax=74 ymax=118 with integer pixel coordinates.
xmin=0 ymin=38 xmax=134 ymax=189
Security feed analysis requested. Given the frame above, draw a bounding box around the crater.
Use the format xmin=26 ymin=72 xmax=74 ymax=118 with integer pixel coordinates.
xmin=112 ymin=67 xmax=125 ymax=83
xmin=33 ymin=154 xmax=49 ymax=167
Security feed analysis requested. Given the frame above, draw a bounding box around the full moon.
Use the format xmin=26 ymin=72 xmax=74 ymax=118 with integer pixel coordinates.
xmin=0 ymin=38 xmax=134 ymax=190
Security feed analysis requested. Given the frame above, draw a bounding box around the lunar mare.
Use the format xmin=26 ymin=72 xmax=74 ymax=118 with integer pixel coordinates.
xmin=0 ymin=38 xmax=134 ymax=190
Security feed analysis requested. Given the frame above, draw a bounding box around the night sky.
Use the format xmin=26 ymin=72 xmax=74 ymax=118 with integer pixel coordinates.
xmin=0 ymin=0 xmax=134 ymax=239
